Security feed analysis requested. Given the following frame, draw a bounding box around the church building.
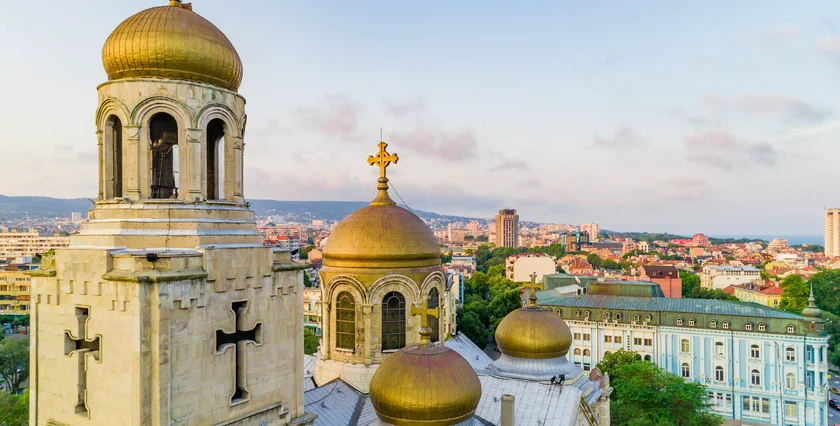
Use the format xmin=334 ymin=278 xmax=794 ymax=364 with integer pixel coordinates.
xmin=28 ymin=1 xmax=313 ymax=425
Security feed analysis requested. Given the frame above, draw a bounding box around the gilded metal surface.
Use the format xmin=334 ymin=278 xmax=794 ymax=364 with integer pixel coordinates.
xmin=102 ymin=1 xmax=243 ymax=91
xmin=369 ymin=344 xmax=481 ymax=425
xmin=495 ymin=306 xmax=573 ymax=359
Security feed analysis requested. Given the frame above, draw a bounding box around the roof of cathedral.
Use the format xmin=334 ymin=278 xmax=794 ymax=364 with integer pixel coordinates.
xmin=102 ymin=0 xmax=243 ymax=91
xmin=322 ymin=142 xmax=440 ymax=270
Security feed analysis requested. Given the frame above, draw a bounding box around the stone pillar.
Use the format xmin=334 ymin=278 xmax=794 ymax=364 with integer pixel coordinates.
xmin=362 ymin=304 xmax=373 ymax=365
xmin=124 ymin=126 xmax=142 ymax=201
xmin=233 ymin=136 xmax=244 ymax=203
xmin=321 ymin=302 xmax=331 ymax=360
xmin=186 ymin=128 xmax=204 ymax=202
xmin=96 ymin=130 xmax=105 ymax=200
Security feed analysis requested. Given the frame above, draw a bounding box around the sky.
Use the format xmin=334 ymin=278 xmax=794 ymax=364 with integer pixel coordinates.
xmin=1 ymin=1 xmax=839 ymax=236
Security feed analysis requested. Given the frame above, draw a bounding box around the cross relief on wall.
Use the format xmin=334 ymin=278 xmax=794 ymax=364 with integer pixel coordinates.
xmin=215 ymin=300 xmax=263 ymax=405
xmin=64 ymin=306 xmax=102 ymax=418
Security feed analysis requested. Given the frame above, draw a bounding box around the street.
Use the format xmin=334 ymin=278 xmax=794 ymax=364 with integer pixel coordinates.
xmin=830 ymin=373 xmax=839 ymax=425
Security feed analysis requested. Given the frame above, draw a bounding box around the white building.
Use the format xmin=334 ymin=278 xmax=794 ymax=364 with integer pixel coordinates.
xmin=0 ymin=231 xmax=70 ymax=257
xmin=581 ymin=222 xmax=600 ymax=242
xmin=505 ymin=253 xmax=556 ymax=283
xmin=538 ymin=287 xmax=831 ymax=426
xmin=700 ymin=265 xmax=760 ymax=290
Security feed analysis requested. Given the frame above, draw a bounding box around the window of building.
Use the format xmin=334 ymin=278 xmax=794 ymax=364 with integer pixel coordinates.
xmin=806 ymin=346 xmax=814 ymax=363
xmin=714 ymin=341 xmax=724 ymax=356
xmin=750 ymin=344 xmax=760 ymax=358
xmin=785 ymin=347 xmax=795 ymax=362
xmin=583 ymin=363 xmax=590 ymax=371
xmin=688 ymin=318 xmax=696 ymax=326
xmin=745 ymin=322 xmax=752 ymax=331
xmin=709 ymin=320 xmax=717 ymax=328
xmin=573 ymin=332 xmax=581 ymax=340
xmin=676 ymin=318 xmax=683 ymax=326
xmin=335 ymin=292 xmax=356 ymax=350
xmin=644 ymin=315 xmax=652 ymax=322
xmin=634 ymin=314 xmax=640 ymax=322
xmin=615 ymin=313 xmax=622 ymax=321
xmin=681 ymin=363 xmax=690 ymax=378
xmin=206 ymin=118 xmax=226 ymax=200
xmin=583 ymin=333 xmax=590 ymax=341
xmin=605 ymin=335 xmax=612 ymax=343
xmin=721 ymin=321 xmax=729 ymax=329
xmin=742 ymin=396 xmax=770 ymax=414
xmin=106 ymin=115 xmax=123 ymax=198
xmin=427 ymin=288 xmax=440 ymax=342
xmin=574 ymin=348 xmax=581 ymax=356
xmin=604 ymin=312 xmax=611 ymax=320
xmin=584 ymin=311 xmax=590 ymax=319
xmin=784 ymin=401 xmax=797 ymax=419
xmin=643 ymin=338 xmax=652 ymax=347
xmin=644 ymin=354 xmax=651 ymax=361
xmin=149 ymin=112 xmax=179 ymax=199
xmin=785 ymin=373 xmax=796 ymax=389
xmin=381 ymin=291 xmax=406 ymax=351
xmin=583 ymin=349 xmax=590 ymax=356
xmin=715 ymin=366 xmax=724 ymax=382
xmin=614 ymin=336 xmax=622 ymax=344
xmin=574 ymin=310 xmax=580 ymax=318
xmin=757 ymin=323 xmax=766 ymax=332
xmin=634 ymin=337 xmax=642 ymax=346
xmin=680 ymin=339 xmax=690 ymax=352
xmin=786 ymin=325 xmax=795 ymax=333
xmin=750 ymin=369 xmax=761 ymax=385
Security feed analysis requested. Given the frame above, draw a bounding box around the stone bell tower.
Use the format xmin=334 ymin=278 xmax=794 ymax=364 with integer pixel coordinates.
xmin=28 ymin=2 xmax=314 ymax=425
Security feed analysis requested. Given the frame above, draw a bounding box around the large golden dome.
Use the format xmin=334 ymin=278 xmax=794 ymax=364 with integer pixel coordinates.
xmin=495 ymin=305 xmax=572 ymax=359
xmin=102 ymin=1 xmax=243 ymax=92
xmin=369 ymin=343 xmax=481 ymax=425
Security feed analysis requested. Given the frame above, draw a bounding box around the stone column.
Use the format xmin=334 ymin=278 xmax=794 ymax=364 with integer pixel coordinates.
xmin=321 ymin=302 xmax=331 ymax=360
xmin=124 ymin=126 xmax=142 ymax=200
xmin=233 ymin=136 xmax=244 ymax=203
xmin=362 ymin=304 xmax=373 ymax=365
xmin=96 ymin=130 xmax=105 ymax=200
xmin=186 ymin=128 xmax=204 ymax=202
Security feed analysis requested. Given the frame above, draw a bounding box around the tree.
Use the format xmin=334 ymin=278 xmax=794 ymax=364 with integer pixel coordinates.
xmin=303 ymin=273 xmax=312 ymax=288
xmin=612 ymin=362 xmax=721 ymax=426
xmin=488 ymin=287 xmax=522 ymax=330
xmin=303 ymin=328 xmax=319 ymax=355
xmin=586 ymin=253 xmax=602 ymax=268
xmin=804 ymin=269 xmax=840 ymax=316
xmin=779 ymin=275 xmax=808 ymax=314
xmin=601 ymin=259 xmax=621 ymax=270
xmin=0 ymin=389 xmax=27 ymax=426
xmin=441 ymin=250 xmax=453 ymax=263
xmin=0 ymin=338 xmax=28 ymax=393
xmin=299 ymin=245 xmax=314 ymax=260
xmin=456 ymin=310 xmax=488 ymax=350
xmin=595 ymin=349 xmax=638 ymax=380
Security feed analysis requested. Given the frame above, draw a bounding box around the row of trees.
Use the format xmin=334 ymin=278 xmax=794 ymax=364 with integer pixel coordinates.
xmin=597 ymin=349 xmax=721 ymax=425
xmin=777 ymin=271 xmax=840 ymax=366
xmin=679 ymin=271 xmax=738 ymax=301
xmin=456 ymin=264 xmax=523 ymax=349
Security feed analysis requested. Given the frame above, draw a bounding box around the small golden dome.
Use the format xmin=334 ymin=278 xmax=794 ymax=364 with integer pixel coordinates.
xmin=495 ymin=305 xmax=573 ymax=359
xmin=369 ymin=344 xmax=482 ymax=425
xmin=102 ymin=1 xmax=243 ymax=92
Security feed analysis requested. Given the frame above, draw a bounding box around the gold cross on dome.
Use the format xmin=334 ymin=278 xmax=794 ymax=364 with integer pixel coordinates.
xmin=411 ymin=299 xmax=439 ymax=329
xmin=524 ymin=272 xmax=544 ymax=307
xmin=367 ymin=141 xmax=399 ymax=179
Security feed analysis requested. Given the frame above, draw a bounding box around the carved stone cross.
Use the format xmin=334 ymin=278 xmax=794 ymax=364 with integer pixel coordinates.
xmin=64 ymin=306 xmax=102 ymax=417
xmin=216 ymin=301 xmax=262 ymax=405
xmin=367 ymin=141 xmax=398 ymax=180
xmin=411 ymin=299 xmax=439 ymax=344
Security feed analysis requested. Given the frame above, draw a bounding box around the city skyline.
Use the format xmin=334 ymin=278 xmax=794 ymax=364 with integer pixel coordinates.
xmin=2 ymin=1 xmax=840 ymax=235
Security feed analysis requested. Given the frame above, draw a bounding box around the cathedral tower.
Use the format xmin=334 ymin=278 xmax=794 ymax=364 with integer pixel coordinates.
xmin=312 ymin=142 xmax=448 ymax=392
xmin=29 ymin=2 xmax=313 ymax=425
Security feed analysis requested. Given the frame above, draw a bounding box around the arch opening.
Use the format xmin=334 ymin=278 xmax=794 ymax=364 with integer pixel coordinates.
xmin=335 ymin=292 xmax=355 ymax=350
xmin=105 ymin=115 xmax=123 ymax=198
xmin=381 ymin=291 xmax=406 ymax=351
xmin=428 ymin=287 xmax=439 ymax=343
xmin=206 ymin=118 xmax=225 ymax=200
xmin=149 ymin=113 xmax=179 ymax=199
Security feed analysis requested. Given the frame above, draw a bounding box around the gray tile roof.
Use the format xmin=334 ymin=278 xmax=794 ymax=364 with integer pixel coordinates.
xmin=304 ymin=379 xmax=363 ymax=426
xmin=536 ymin=293 xmax=804 ymax=320
xmin=474 ymin=375 xmax=582 ymax=426
xmin=445 ymin=335 xmax=494 ymax=372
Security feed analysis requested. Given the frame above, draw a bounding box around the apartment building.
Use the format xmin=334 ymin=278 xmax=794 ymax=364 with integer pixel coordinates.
xmin=494 ymin=208 xmax=519 ymax=248
xmin=0 ymin=231 xmax=70 ymax=258
xmin=825 ymin=207 xmax=840 ymax=257
xmin=700 ymin=264 xmax=760 ymax=290
xmin=0 ymin=267 xmax=32 ymax=316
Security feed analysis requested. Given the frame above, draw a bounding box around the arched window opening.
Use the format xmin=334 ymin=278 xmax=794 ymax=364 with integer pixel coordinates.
xmin=335 ymin=292 xmax=355 ymax=350
xmin=206 ymin=118 xmax=225 ymax=200
xmin=644 ymin=354 xmax=651 ymax=361
xmin=381 ymin=291 xmax=406 ymax=351
xmin=574 ymin=348 xmax=581 ymax=356
xmin=150 ymin=113 xmax=179 ymax=199
xmin=715 ymin=366 xmax=724 ymax=382
xmin=427 ymin=287 xmax=440 ymax=342
xmin=785 ymin=347 xmax=796 ymax=362
xmin=106 ymin=115 xmax=123 ymax=198
xmin=750 ymin=369 xmax=761 ymax=385
xmin=715 ymin=341 xmax=724 ymax=356
xmin=750 ymin=344 xmax=760 ymax=358
xmin=583 ymin=349 xmax=590 ymax=356
xmin=785 ymin=373 xmax=796 ymax=389
xmin=681 ymin=363 xmax=690 ymax=378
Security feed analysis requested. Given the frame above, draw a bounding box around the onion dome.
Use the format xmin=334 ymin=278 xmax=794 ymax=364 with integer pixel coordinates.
xmin=369 ymin=322 xmax=481 ymax=425
xmin=494 ymin=279 xmax=572 ymax=359
xmin=802 ymin=285 xmax=822 ymax=319
xmin=102 ymin=0 xmax=243 ymax=92
xmin=322 ymin=142 xmax=440 ymax=269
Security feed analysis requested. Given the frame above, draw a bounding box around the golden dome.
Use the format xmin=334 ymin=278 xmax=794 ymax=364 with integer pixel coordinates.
xmin=102 ymin=1 xmax=243 ymax=92
xmin=369 ymin=343 xmax=482 ymax=425
xmin=495 ymin=305 xmax=573 ymax=359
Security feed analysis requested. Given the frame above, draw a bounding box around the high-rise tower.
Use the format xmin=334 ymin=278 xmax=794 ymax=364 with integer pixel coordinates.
xmin=494 ymin=209 xmax=519 ymax=248
xmin=29 ymin=2 xmax=312 ymax=425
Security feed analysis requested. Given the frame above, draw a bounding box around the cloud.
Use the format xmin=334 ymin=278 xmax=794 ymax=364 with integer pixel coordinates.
xmin=683 ymin=130 xmax=777 ymax=170
xmin=659 ymin=178 xmax=710 ymax=203
xmin=384 ymin=96 xmax=426 ymax=116
xmin=668 ymin=107 xmax=712 ymax=129
xmin=293 ymin=94 xmax=365 ymax=141
xmin=592 ymin=127 xmax=643 ymax=149
xmin=491 ymin=159 xmax=527 ymax=172
xmin=702 ymin=93 xmax=828 ymax=122
xmin=817 ymin=35 xmax=840 ymax=58
xmin=390 ymin=126 xmax=479 ymax=160
xmin=738 ymin=25 xmax=800 ymax=46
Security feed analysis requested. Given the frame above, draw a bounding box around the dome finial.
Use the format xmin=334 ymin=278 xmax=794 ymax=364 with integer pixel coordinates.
xmin=367 ymin=140 xmax=398 ymax=206
xmin=411 ymin=298 xmax=439 ymax=345
xmin=803 ymin=282 xmax=823 ymax=318
xmin=524 ymin=272 xmax=544 ymax=307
